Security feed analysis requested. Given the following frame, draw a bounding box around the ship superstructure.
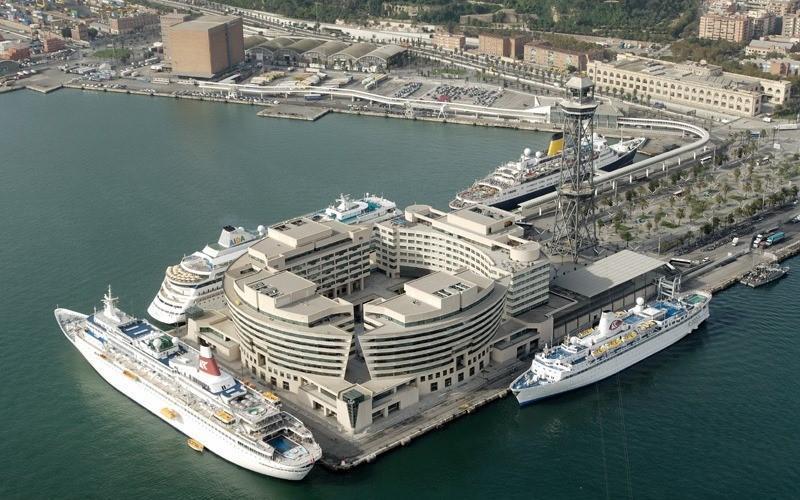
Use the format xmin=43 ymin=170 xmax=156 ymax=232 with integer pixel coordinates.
xmin=510 ymin=287 xmax=711 ymax=405
xmin=449 ymin=134 xmax=646 ymax=211
xmin=56 ymin=288 xmax=322 ymax=480
xmin=148 ymin=225 xmax=265 ymax=324
xmin=314 ymin=193 xmax=401 ymax=225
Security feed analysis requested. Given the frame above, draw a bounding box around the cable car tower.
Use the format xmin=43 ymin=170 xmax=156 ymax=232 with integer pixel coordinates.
xmin=549 ymin=77 xmax=599 ymax=262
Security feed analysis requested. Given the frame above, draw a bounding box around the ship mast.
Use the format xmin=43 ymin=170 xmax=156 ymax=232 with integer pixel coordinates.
xmin=103 ymin=285 xmax=120 ymax=321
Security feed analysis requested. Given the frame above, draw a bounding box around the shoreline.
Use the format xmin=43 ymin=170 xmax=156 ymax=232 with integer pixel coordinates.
xmin=9 ymin=82 xmax=787 ymax=472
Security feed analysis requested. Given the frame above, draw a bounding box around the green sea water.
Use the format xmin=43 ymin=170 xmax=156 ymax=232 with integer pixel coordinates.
xmin=1 ymin=90 xmax=797 ymax=499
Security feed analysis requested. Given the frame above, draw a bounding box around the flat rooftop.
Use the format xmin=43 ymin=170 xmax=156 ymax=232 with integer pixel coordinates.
xmin=552 ymin=250 xmax=666 ymax=298
xmin=170 ymin=15 xmax=239 ymax=32
xmin=605 ymin=56 xmax=768 ymax=93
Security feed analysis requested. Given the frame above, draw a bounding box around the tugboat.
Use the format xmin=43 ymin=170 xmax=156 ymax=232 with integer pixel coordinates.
xmin=739 ymin=262 xmax=790 ymax=288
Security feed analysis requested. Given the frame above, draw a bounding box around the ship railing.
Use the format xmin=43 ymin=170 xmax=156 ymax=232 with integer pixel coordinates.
xmin=106 ymin=346 xmax=269 ymax=445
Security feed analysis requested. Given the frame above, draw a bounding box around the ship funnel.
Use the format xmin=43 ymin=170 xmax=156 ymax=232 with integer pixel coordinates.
xmin=198 ymin=345 xmax=221 ymax=376
xmin=598 ymin=311 xmax=615 ymax=336
xmin=547 ymin=132 xmax=564 ymax=156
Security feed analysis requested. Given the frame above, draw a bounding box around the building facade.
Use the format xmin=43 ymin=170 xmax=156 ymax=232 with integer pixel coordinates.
xmin=110 ymin=13 xmax=159 ymax=35
xmin=42 ymin=37 xmax=65 ymax=53
xmin=590 ymin=54 xmax=791 ymax=116
xmin=783 ymin=13 xmax=800 ymax=36
xmin=166 ymin=15 xmax=244 ymax=78
xmin=745 ymin=38 xmax=796 ymax=56
xmin=478 ymin=33 xmax=510 ymax=58
xmin=160 ymin=12 xmax=191 ymax=60
xmin=222 ymin=204 xmax=550 ymax=434
xmin=698 ymin=14 xmax=753 ymax=43
xmin=71 ymin=23 xmax=89 ymax=42
xmin=433 ymin=32 xmax=465 ymax=52
xmin=523 ymin=42 xmax=588 ymax=71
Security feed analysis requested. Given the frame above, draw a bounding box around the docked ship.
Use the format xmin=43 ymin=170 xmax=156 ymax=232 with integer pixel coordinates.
xmin=449 ymin=134 xmax=646 ymax=211
xmin=310 ymin=193 xmax=401 ymax=225
xmin=147 ymin=225 xmax=265 ymax=325
xmin=55 ymin=288 xmax=322 ymax=480
xmin=740 ymin=262 xmax=789 ymax=288
xmin=148 ymin=194 xmax=400 ymax=325
xmin=510 ymin=287 xmax=711 ymax=406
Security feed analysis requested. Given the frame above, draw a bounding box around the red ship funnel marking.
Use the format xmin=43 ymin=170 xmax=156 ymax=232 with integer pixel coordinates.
xmin=198 ymin=345 xmax=221 ymax=376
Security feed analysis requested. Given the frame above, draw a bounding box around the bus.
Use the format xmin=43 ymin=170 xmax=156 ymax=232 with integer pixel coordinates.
xmin=669 ymin=258 xmax=694 ymax=266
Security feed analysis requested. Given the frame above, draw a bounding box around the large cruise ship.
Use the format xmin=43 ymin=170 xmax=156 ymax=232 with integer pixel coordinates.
xmin=55 ymin=288 xmax=322 ymax=480
xmin=449 ymin=134 xmax=646 ymax=211
xmin=510 ymin=287 xmax=711 ymax=406
xmin=148 ymin=194 xmax=400 ymax=325
xmin=147 ymin=225 xmax=265 ymax=324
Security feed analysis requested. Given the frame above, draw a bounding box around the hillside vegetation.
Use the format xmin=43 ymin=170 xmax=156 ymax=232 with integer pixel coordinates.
xmin=215 ymin=0 xmax=699 ymax=40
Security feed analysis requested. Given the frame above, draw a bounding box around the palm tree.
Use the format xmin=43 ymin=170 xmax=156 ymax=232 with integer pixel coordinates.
xmin=676 ymin=207 xmax=685 ymax=225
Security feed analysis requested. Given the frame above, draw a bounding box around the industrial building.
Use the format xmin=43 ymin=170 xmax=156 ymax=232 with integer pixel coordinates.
xmin=166 ymin=15 xmax=244 ymax=79
xmin=160 ymin=11 xmax=191 ymax=61
xmin=246 ymin=37 xmax=407 ymax=72
xmin=221 ymin=203 xmax=550 ymax=433
xmin=590 ymin=54 xmax=792 ymax=116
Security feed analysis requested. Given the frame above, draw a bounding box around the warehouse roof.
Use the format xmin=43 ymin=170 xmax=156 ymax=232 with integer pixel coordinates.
xmin=304 ymin=40 xmax=349 ymax=57
xmin=252 ymin=37 xmax=297 ymax=52
xmin=332 ymin=42 xmax=377 ymax=59
xmin=281 ymin=38 xmax=325 ymax=53
xmin=552 ymin=250 xmax=665 ymax=298
xmin=359 ymin=44 xmax=406 ymax=62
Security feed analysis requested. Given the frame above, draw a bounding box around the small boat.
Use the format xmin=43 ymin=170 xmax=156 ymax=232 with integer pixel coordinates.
xmin=187 ymin=438 xmax=204 ymax=452
xmin=160 ymin=408 xmax=177 ymax=420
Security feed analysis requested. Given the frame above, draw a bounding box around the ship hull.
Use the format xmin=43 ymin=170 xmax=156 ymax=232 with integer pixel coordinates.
xmin=147 ymin=282 xmax=226 ymax=325
xmin=55 ymin=309 xmax=314 ymax=480
xmin=512 ymin=304 xmax=709 ymax=406
xmin=452 ymin=148 xmax=638 ymax=211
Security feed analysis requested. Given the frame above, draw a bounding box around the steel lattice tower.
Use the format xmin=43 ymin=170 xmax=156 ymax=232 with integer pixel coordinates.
xmin=549 ymin=77 xmax=599 ymax=262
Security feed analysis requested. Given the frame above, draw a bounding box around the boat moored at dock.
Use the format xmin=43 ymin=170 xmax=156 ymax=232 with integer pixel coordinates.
xmin=449 ymin=134 xmax=646 ymax=211
xmin=510 ymin=285 xmax=711 ymax=406
xmin=56 ymin=287 xmax=322 ymax=480
xmin=740 ymin=262 xmax=789 ymax=288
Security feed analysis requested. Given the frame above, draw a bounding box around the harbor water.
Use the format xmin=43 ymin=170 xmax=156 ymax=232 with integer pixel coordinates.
xmin=1 ymin=90 xmax=798 ymax=499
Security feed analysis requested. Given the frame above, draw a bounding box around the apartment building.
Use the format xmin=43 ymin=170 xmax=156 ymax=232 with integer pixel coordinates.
xmin=432 ymin=32 xmax=465 ymax=52
xmin=523 ymin=41 xmax=588 ymax=72
xmin=698 ymin=14 xmax=753 ymax=43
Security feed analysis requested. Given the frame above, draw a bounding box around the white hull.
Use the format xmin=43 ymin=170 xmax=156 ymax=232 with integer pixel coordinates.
xmin=147 ymin=283 xmax=226 ymax=325
xmin=56 ymin=310 xmax=314 ymax=480
xmin=513 ymin=305 xmax=709 ymax=405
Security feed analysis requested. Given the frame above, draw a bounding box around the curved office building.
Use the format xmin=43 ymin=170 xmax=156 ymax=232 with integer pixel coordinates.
xmin=223 ymin=205 xmax=551 ymax=433
xmin=362 ymin=269 xmax=505 ymax=394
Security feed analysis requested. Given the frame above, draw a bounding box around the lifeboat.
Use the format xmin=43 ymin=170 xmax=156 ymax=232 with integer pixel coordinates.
xmin=261 ymin=391 xmax=281 ymax=404
xmin=187 ymin=438 xmax=204 ymax=452
xmin=122 ymin=369 xmax=139 ymax=381
xmin=160 ymin=408 xmax=178 ymax=420
xmin=623 ymin=332 xmax=638 ymax=342
xmin=214 ymin=409 xmax=235 ymax=424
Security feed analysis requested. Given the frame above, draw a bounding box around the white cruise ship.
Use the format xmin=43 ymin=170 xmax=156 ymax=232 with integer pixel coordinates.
xmin=147 ymin=225 xmax=265 ymax=325
xmin=55 ymin=288 xmax=322 ymax=480
xmin=510 ymin=288 xmax=711 ymax=406
xmin=148 ymin=194 xmax=399 ymax=325
xmin=449 ymin=134 xmax=646 ymax=211
xmin=311 ymin=193 xmax=401 ymax=225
